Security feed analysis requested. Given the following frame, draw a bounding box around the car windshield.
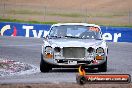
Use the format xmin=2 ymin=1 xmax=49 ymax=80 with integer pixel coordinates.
xmin=48 ymin=25 xmax=102 ymax=39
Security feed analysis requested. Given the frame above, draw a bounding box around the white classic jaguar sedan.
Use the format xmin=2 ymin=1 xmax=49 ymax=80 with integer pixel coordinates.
xmin=40 ymin=23 xmax=108 ymax=72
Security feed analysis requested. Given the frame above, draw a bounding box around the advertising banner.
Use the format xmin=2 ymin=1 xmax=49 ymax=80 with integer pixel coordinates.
xmin=0 ymin=22 xmax=51 ymax=38
xmin=0 ymin=22 xmax=132 ymax=42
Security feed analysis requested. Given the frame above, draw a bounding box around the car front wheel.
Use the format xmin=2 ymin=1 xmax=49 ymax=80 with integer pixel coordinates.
xmin=98 ymin=58 xmax=107 ymax=72
xmin=40 ymin=53 xmax=52 ymax=72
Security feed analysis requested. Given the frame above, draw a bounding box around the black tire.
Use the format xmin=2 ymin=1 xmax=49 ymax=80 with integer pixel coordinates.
xmin=98 ymin=58 xmax=107 ymax=72
xmin=76 ymin=75 xmax=87 ymax=85
xmin=40 ymin=53 xmax=52 ymax=72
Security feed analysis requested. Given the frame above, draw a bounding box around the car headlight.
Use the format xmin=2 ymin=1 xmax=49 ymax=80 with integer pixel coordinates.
xmin=85 ymin=47 xmax=95 ymax=60
xmin=96 ymin=47 xmax=104 ymax=55
xmin=44 ymin=46 xmax=53 ymax=59
xmin=54 ymin=47 xmax=63 ymax=59
xmin=54 ymin=47 xmax=61 ymax=52
xmin=45 ymin=46 xmax=52 ymax=53
xmin=96 ymin=47 xmax=104 ymax=60
xmin=87 ymin=47 xmax=95 ymax=53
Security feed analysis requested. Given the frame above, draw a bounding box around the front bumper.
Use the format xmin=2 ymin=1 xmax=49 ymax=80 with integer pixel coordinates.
xmin=41 ymin=54 xmax=107 ymax=68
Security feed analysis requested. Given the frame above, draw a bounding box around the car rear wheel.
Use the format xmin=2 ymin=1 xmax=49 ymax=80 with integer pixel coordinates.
xmin=98 ymin=58 xmax=107 ymax=72
xmin=40 ymin=53 xmax=52 ymax=72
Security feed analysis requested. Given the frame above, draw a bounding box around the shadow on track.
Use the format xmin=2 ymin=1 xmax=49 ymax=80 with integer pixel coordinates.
xmin=49 ymin=68 xmax=99 ymax=73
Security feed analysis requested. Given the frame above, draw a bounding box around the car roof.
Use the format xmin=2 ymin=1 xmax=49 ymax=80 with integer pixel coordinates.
xmin=51 ymin=23 xmax=100 ymax=28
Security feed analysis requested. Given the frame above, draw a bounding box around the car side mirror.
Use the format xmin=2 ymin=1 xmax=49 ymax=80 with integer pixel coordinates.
xmin=44 ymin=35 xmax=48 ymax=40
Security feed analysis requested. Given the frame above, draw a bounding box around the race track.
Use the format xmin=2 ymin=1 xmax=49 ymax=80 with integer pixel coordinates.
xmin=0 ymin=36 xmax=132 ymax=84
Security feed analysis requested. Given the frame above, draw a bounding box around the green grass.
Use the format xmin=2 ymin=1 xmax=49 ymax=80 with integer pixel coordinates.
xmin=48 ymin=13 xmax=84 ymax=18
xmin=92 ymin=22 xmax=132 ymax=27
xmin=0 ymin=18 xmax=57 ymax=24
xmin=7 ymin=10 xmax=43 ymax=15
xmin=6 ymin=9 xmax=127 ymax=18
xmin=100 ymin=24 xmax=132 ymax=28
xmin=48 ymin=12 xmax=127 ymax=18
xmin=0 ymin=18 xmax=132 ymax=27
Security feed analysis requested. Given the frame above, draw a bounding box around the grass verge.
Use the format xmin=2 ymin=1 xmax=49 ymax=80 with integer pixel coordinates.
xmin=0 ymin=18 xmax=132 ymax=27
xmin=0 ymin=18 xmax=57 ymax=24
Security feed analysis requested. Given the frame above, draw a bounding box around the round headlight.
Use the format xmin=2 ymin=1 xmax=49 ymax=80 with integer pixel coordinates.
xmin=54 ymin=47 xmax=61 ymax=52
xmin=87 ymin=47 xmax=95 ymax=53
xmin=45 ymin=46 xmax=52 ymax=53
xmin=96 ymin=47 xmax=104 ymax=55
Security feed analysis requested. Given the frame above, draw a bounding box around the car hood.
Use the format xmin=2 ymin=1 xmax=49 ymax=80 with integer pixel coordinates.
xmin=46 ymin=38 xmax=103 ymax=48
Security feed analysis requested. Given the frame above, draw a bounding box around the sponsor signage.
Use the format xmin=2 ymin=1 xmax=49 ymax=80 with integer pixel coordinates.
xmin=0 ymin=22 xmax=51 ymax=38
xmin=76 ymin=74 xmax=131 ymax=84
xmin=0 ymin=22 xmax=132 ymax=42
xmin=76 ymin=66 xmax=131 ymax=85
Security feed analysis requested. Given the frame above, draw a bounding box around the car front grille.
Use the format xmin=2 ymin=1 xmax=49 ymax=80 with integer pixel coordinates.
xmin=63 ymin=47 xmax=85 ymax=58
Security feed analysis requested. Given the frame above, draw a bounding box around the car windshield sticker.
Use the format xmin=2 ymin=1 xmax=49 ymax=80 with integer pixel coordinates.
xmin=89 ymin=27 xmax=99 ymax=32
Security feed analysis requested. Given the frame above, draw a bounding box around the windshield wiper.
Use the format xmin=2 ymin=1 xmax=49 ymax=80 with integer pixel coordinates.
xmin=95 ymin=38 xmax=102 ymax=40
xmin=64 ymin=36 xmax=82 ymax=39
xmin=49 ymin=36 xmax=62 ymax=39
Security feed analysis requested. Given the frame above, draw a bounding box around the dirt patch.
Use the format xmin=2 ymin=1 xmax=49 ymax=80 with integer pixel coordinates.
xmin=0 ymin=59 xmax=39 ymax=77
xmin=0 ymin=0 xmax=132 ymax=25
xmin=2 ymin=0 xmax=132 ymax=10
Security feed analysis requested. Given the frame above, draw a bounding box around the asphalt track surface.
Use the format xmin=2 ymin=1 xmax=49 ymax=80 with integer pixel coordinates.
xmin=0 ymin=36 xmax=132 ymax=84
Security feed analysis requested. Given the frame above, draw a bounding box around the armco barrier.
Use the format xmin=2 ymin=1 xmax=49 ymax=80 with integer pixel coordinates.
xmin=0 ymin=22 xmax=132 ymax=42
